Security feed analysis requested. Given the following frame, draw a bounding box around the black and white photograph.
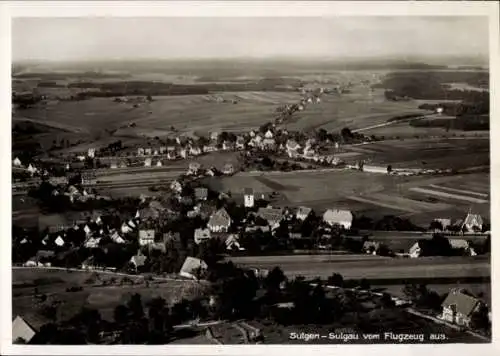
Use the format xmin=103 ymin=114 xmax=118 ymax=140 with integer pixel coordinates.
xmin=2 ymin=0 xmax=498 ymax=352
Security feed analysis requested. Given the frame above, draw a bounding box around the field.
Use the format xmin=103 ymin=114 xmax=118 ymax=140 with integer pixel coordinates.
xmin=12 ymin=268 xmax=208 ymax=328
xmin=203 ymin=163 xmax=490 ymax=225
xmin=13 ymin=74 xmax=433 ymax=152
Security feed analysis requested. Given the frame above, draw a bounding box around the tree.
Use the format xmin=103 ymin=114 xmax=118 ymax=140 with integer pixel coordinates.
xmin=114 ymin=304 xmax=129 ymax=325
xmin=470 ymin=304 xmax=491 ymax=334
xmin=264 ymin=267 xmax=286 ymax=298
xmin=340 ymin=127 xmax=353 ymax=142
xmin=327 ymin=273 xmax=344 ymax=287
xmin=429 ymin=220 xmax=444 ymax=231
xmin=127 ymin=293 xmax=144 ymax=321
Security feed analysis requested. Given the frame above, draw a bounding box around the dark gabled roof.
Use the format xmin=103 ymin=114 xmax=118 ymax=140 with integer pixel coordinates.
xmin=441 ymin=289 xmax=481 ymax=317
xmin=244 ymin=188 xmax=254 ymax=195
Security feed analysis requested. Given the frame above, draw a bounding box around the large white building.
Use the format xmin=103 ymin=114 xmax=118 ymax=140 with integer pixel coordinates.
xmin=323 ymin=209 xmax=353 ymax=230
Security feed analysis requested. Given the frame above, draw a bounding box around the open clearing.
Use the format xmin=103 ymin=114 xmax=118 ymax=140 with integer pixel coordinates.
xmin=204 ymin=168 xmax=489 ymax=224
xmin=229 ymin=254 xmax=490 ymax=280
xmin=12 ymin=268 xmax=207 ymax=327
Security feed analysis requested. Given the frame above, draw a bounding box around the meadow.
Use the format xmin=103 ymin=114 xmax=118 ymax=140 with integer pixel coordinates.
xmin=12 ymin=268 xmax=207 ymax=327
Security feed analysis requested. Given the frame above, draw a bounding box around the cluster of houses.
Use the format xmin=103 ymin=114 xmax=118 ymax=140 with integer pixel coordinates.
xmin=361 ymin=212 xmax=487 ymax=258
xmin=12 ymin=157 xmax=40 ymax=176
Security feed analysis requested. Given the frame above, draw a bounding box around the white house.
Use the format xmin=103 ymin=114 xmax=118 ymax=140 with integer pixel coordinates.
xmin=323 ymin=209 xmax=353 ymax=230
xmin=244 ymin=188 xmax=255 ymax=208
xmin=137 ymin=148 xmax=145 ymax=156
xmin=296 ymin=206 xmax=312 ymax=221
xmin=27 ymin=164 xmax=38 ymax=175
xmin=144 ymin=158 xmax=152 ymax=167
xmin=286 ymin=140 xmax=301 ymax=158
xmin=111 ymin=231 xmax=125 ymax=244
xmin=188 ymin=162 xmax=201 ymax=175
xmin=170 ymin=180 xmax=183 ymax=193
xmin=12 ymin=316 xmax=37 ymax=344
xmin=87 ymin=148 xmax=96 ymax=158
xmin=362 ymin=165 xmax=389 ymax=174
xmin=179 ymin=257 xmax=208 ymax=280
xmin=194 ymin=228 xmax=212 ymax=244
xmin=207 ymin=208 xmax=232 ymax=232
xmin=461 ymin=213 xmax=483 ymax=232
xmin=139 ymin=229 xmax=155 ymax=246
xmin=13 ymin=157 xmax=22 ymax=167
xmin=144 ymin=148 xmax=152 ymax=156
xmin=222 ymin=163 xmax=234 ymax=175
xmin=438 ymin=289 xmax=482 ymax=327
xmin=84 ymin=237 xmax=101 ymax=249
xmin=156 ymin=160 xmax=163 ymax=167
xmin=54 ymin=236 xmax=65 ymax=247
xmin=121 ymin=222 xmax=133 ymax=235
xmin=264 ymin=130 xmax=274 ymax=139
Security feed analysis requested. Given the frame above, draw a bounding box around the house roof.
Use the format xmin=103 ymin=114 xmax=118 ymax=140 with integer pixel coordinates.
xmin=449 ymin=239 xmax=470 ymax=249
xmin=257 ymin=207 xmax=284 ymax=224
xmin=441 ymin=289 xmax=481 ymax=317
xmin=130 ymin=254 xmax=147 ymax=267
xmin=286 ymin=140 xmax=301 ymax=150
xmin=139 ymin=229 xmax=155 ymax=239
xmin=463 ymin=213 xmax=483 ymax=227
xmin=180 ymin=257 xmax=208 ymax=276
xmin=12 ymin=316 xmax=37 ymax=343
xmin=194 ymin=228 xmax=211 ymax=240
xmin=208 ymin=208 xmax=232 ymax=227
xmin=323 ymin=209 xmax=353 ymax=223
xmin=139 ymin=207 xmax=160 ymax=220
xmin=296 ymin=206 xmax=312 ymax=217
xmin=195 ymin=187 xmax=208 ymax=199
xmin=244 ymin=188 xmax=254 ymax=195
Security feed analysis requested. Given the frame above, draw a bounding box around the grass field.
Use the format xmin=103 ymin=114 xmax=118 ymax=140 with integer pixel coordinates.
xmin=12 ymin=268 xmax=208 ymax=327
xmin=204 ymin=166 xmax=489 ymax=225
xmin=228 ymin=254 xmax=490 ymax=280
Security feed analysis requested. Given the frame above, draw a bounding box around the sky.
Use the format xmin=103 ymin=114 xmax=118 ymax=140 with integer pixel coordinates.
xmin=12 ymin=17 xmax=489 ymax=62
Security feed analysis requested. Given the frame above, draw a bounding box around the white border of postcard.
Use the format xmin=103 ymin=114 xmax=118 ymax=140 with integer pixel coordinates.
xmin=1 ymin=1 xmax=499 ymax=355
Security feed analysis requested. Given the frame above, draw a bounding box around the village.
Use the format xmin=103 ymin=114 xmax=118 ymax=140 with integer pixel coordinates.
xmin=11 ymin=116 xmax=491 ymax=344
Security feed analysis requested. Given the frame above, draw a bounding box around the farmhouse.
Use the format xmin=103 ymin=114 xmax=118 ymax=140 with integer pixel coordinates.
xmin=244 ymin=188 xmax=255 ymax=208
xmin=236 ymin=136 xmax=246 ymax=150
xmin=194 ymin=228 xmax=212 ymax=244
xmin=362 ymin=241 xmax=381 ymax=255
xmin=450 ymin=239 xmax=477 ymax=256
xmin=12 ymin=315 xmax=37 ymax=344
xmin=130 ymin=252 xmax=147 ymax=271
xmin=286 ymin=140 xmax=301 ymax=158
xmin=13 ymin=157 xmax=22 ymax=167
xmin=207 ymin=208 xmax=232 ymax=232
xmin=194 ymin=187 xmax=208 ymax=201
xmin=323 ymin=209 xmax=353 ymax=230
xmin=256 ymin=207 xmax=284 ymax=229
xmin=222 ymin=141 xmax=235 ymax=151
xmin=111 ymin=231 xmax=125 ymax=244
xmin=137 ymin=148 xmax=145 ymax=156
xmin=188 ymin=162 xmax=201 ymax=175
xmin=222 ymin=163 xmax=234 ymax=175
xmin=225 ymin=234 xmax=244 ymax=251
xmin=262 ymin=138 xmax=277 ymax=150
xmin=170 ymin=180 xmax=183 ymax=193
xmin=362 ymin=164 xmax=389 ymax=174
xmin=264 ymin=130 xmax=274 ymax=139
xmin=145 ymin=148 xmax=152 ymax=156
xmin=439 ymin=289 xmax=482 ymax=327
xmin=210 ymin=131 xmax=219 ymax=142
xmin=179 ymin=257 xmax=208 ymax=280
xmin=461 ymin=213 xmax=483 ymax=232
xmin=84 ymin=236 xmax=101 ymax=248
xmin=156 ymin=160 xmax=163 ymax=167
xmin=139 ymin=229 xmax=155 ymax=246
xmin=296 ymin=206 xmax=312 ymax=221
